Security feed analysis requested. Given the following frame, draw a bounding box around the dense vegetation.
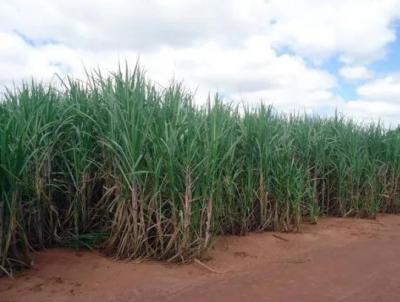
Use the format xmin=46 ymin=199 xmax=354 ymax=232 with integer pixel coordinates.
xmin=1 ymin=66 xmax=400 ymax=276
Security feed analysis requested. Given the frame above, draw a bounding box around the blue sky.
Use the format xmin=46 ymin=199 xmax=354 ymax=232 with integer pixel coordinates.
xmin=0 ymin=0 xmax=400 ymax=126
xmin=371 ymin=24 xmax=400 ymax=74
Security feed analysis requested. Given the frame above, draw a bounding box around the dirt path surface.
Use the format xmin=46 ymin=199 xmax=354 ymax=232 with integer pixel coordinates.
xmin=2 ymin=215 xmax=400 ymax=302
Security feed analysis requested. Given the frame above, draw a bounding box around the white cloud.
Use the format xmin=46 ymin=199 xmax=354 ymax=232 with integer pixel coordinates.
xmin=339 ymin=66 xmax=374 ymax=81
xmin=267 ymin=0 xmax=400 ymax=64
xmin=2 ymin=0 xmax=399 ymax=62
xmin=0 ymin=32 xmax=339 ymax=113
xmin=0 ymin=0 xmax=269 ymax=51
xmin=339 ymin=75 xmax=400 ymax=127
xmin=146 ymin=37 xmax=339 ymax=112
xmin=357 ymin=74 xmax=400 ymax=102
xmin=341 ymin=100 xmax=400 ymax=127
xmin=0 ymin=0 xmax=400 ymax=126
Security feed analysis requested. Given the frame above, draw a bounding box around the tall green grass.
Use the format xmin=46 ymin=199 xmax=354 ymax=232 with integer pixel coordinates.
xmin=1 ymin=65 xmax=400 ymax=276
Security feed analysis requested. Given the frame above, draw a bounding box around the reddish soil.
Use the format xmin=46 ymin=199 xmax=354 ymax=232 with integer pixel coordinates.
xmin=2 ymin=215 xmax=400 ymax=302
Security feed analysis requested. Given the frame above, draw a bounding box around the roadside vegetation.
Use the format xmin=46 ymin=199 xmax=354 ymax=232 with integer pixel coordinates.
xmin=1 ymin=65 xmax=399 ymax=276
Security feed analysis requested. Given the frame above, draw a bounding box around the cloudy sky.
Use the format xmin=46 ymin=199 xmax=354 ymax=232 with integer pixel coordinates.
xmin=1 ymin=0 xmax=400 ymax=126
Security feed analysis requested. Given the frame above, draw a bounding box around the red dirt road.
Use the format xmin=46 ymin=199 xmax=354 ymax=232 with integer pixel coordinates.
xmin=2 ymin=215 xmax=400 ymax=302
